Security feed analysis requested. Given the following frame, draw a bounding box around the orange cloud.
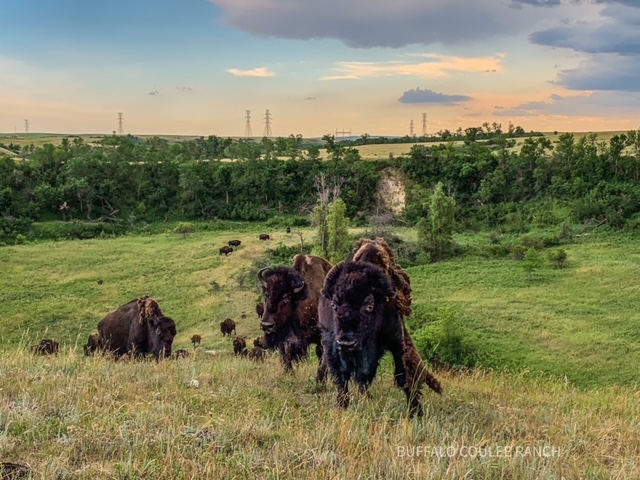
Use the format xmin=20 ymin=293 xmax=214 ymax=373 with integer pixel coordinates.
xmin=226 ymin=67 xmax=275 ymax=77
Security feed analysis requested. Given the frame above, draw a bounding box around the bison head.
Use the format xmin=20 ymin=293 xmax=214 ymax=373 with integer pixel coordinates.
xmin=322 ymin=261 xmax=395 ymax=354
xmin=138 ymin=296 xmax=177 ymax=359
xmin=258 ymin=267 xmax=306 ymax=334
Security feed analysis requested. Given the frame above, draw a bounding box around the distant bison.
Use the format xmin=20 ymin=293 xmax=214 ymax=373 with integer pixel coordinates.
xmin=191 ymin=334 xmax=202 ymax=347
xmin=97 ymin=296 xmax=177 ymax=360
xmin=248 ymin=346 xmax=267 ymax=362
xmin=228 ymin=239 xmax=242 ymax=247
xmin=319 ymin=262 xmax=442 ymax=417
xmin=31 ymin=338 xmax=59 ymax=356
xmin=286 ymin=227 xmax=291 ymax=234
xmin=173 ymin=349 xmax=192 ymax=359
xmin=233 ymin=336 xmax=247 ymax=356
xmin=219 ymin=246 xmax=233 ymax=256
xmin=253 ymin=336 xmax=269 ymax=349
xmin=259 ymin=234 xmax=270 ymax=241
xmin=84 ymin=333 xmax=100 ymax=356
xmin=220 ymin=318 xmax=236 ymax=336
xmin=258 ymin=254 xmax=332 ymax=379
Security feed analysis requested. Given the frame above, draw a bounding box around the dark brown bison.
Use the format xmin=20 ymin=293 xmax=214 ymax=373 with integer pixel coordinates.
xmin=0 ymin=461 xmax=31 ymax=479
xmin=97 ymin=296 xmax=177 ymax=360
xmin=318 ymin=261 xmax=442 ymax=417
xmin=233 ymin=336 xmax=247 ymax=356
xmin=228 ymin=239 xmax=242 ymax=247
xmin=220 ymin=318 xmax=236 ymax=336
xmin=286 ymin=227 xmax=291 ymax=234
xmin=248 ymin=346 xmax=266 ymax=362
xmin=173 ymin=349 xmax=192 ymax=359
xmin=191 ymin=334 xmax=202 ymax=347
xmin=219 ymin=245 xmax=233 ymax=256
xmin=31 ymin=338 xmax=59 ymax=355
xmin=84 ymin=333 xmax=100 ymax=356
xmin=253 ymin=336 xmax=269 ymax=349
xmin=258 ymin=254 xmax=332 ymax=379
xmin=259 ymin=234 xmax=270 ymax=241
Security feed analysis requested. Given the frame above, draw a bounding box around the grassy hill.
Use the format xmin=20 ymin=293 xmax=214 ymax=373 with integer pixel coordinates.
xmin=1 ymin=224 xmax=639 ymax=478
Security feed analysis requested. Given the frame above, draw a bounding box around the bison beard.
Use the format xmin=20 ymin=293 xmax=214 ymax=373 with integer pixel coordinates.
xmin=319 ymin=261 xmax=442 ymax=417
xmin=257 ymin=254 xmax=332 ymax=380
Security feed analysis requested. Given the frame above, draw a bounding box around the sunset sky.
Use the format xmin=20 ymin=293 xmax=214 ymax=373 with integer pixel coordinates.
xmin=1 ymin=0 xmax=639 ymax=137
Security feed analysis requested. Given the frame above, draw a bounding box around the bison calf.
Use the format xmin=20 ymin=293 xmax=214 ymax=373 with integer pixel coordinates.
xmin=319 ymin=261 xmax=442 ymax=417
xmin=228 ymin=239 xmax=242 ymax=247
xmin=233 ymin=336 xmax=247 ymax=356
xmin=258 ymin=234 xmax=270 ymax=241
xmin=248 ymin=346 xmax=267 ymax=362
xmin=191 ymin=334 xmax=202 ymax=347
xmin=84 ymin=333 xmax=100 ymax=356
xmin=220 ymin=318 xmax=236 ymax=336
xmin=31 ymin=338 xmax=59 ymax=356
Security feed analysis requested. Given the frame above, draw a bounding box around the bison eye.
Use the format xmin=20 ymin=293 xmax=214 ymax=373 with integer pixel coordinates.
xmin=363 ymin=303 xmax=374 ymax=313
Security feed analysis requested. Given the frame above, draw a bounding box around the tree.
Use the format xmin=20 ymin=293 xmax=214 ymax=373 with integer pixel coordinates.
xmin=523 ymin=247 xmax=543 ymax=281
xmin=311 ymin=173 xmax=343 ymax=258
xmin=417 ymin=182 xmax=457 ymax=262
xmin=327 ymin=198 xmax=350 ymax=262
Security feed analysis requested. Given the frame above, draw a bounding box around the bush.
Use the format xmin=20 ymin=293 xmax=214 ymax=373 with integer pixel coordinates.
xmin=265 ymin=215 xmax=311 ymax=228
xmin=174 ymin=222 xmax=196 ymax=238
xmin=29 ymin=220 xmax=126 ymax=241
xmin=412 ymin=308 xmax=479 ymax=369
xmin=548 ymin=248 xmax=568 ymax=269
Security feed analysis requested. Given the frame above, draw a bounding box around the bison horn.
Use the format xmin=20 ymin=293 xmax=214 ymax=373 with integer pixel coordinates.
xmin=258 ymin=267 xmax=269 ymax=282
xmin=293 ymin=280 xmax=305 ymax=294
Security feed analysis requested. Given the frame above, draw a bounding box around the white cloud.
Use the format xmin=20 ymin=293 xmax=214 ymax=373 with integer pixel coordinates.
xmin=226 ymin=67 xmax=275 ymax=77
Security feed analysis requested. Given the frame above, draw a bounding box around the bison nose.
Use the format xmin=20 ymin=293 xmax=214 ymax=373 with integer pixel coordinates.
xmin=337 ymin=338 xmax=358 ymax=351
xmin=260 ymin=321 xmax=275 ymax=333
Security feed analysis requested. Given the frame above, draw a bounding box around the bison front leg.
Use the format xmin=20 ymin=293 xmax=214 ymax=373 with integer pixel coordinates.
xmin=315 ymin=343 xmax=328 ymax=385
xmin=336 ymin=377 xmax=350 ymax=409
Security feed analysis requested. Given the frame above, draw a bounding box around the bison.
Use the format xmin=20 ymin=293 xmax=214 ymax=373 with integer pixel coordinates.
xmin=318 ymin=261 xmax=442 ymax=417
xmin=228 ymin=239 xmax=242 ymax=247
xmin=286 ymin=227 xmax=291 ymax=234
xmin=233 ymin=336 xmax=247 ymax=356
xmin=191 ymin=334 xmax=202 ymax=347
xmin=219 ymin=245 xmax=233 ymax=256
xmin=97 ymin=295 xmax=177 ymax=360
xmin=220 ymin=318 xmax=236 ymax=336
xmin=248 ymin=346 xmax=267 ymax=362
xmin=258 ymin=254 xmax=332 ymax=379
xmin=173 ymin=349 xmax=192 ymax=359
xmin=84 ymin=333 xmax=100 ymax=356
xmin=253 ymin=336 xmax=269 ymax=349
xmin=31 ymin=338 xmax=59 ymax=355
xmin=259 ymin=234 xmax=270 ymax=241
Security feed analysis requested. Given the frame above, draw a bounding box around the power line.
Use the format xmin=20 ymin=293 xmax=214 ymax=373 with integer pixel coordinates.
xmin=263 ymin=109 xmax=272 ymax=138
xmin=335 ymin=128 xmax=351 ymax=139
xmin=422 ymin=113 xmax=427 ymax=136
xmin=117 ymin=112 xmax=124 ymax=134
xmin=244 ymin=110 xmax=252 ymax=138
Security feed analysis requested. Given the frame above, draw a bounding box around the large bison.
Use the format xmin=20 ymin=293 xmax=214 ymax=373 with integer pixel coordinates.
xmin=228 ymin=239 xmax=242 ymax=247
xmin=318 ymin=261 xmax=442 ymax=417
xmin=220 ymin=318 xmax=236 ymax=336
xmin=258 ymin=254 xmax=332 ymax=379
xmin=97 ymin=296 xmax=177 ymax=360
xmin=31 ymin=338 xmax=59 ymax=355
xmin=84 ymin=333 xmax=100 ymax=356
xmin=259 ymin=234 xmax=270 ymax=241
xmin=219 ymin=246 xmax=233 ymax=256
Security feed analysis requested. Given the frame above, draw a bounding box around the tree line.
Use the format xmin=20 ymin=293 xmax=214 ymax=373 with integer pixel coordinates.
xmin=2 ymin=128 xmax=640 ymax=244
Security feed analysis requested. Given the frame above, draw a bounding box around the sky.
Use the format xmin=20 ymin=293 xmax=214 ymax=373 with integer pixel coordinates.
xmin=1 ymin=0 xmax=639 ymax=137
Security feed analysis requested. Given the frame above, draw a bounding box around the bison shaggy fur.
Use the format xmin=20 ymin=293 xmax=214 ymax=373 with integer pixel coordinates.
xmin=97 ymin=296 xmax=177 ymax=360
xmin=219 ymin=245 xmax=233 ymax=256
xmin=258 ymin=254 xmax=332 ymax=380
xmin=84 ymin=333 xmax=100 ymax=356
xmin=191 ymin=334 xmax=202 ymax=347
xmin=233 ymin=336 xmax=247 ymax=356
xmin=228 ymin=239 xmax=242 ymax=247
xmin=248 ymin=346 xmax=267 ymax=362
xmin=319 ymin=261 xmax=441 ymax=417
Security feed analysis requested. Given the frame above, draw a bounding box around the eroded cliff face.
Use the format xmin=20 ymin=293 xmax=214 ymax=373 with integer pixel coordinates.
xmin=376 ymin=167 xmax=407 ymax=216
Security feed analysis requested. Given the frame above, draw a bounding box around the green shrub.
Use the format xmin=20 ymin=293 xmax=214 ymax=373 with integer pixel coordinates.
xmin=174 ymin=222 xmax=196 ymax=238
xmin=548 ymin=248 xmax=568 ymax=269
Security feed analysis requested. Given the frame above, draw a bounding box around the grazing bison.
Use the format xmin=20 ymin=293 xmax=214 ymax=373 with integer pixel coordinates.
xmin=84 ymin=333 xmax=100 ymax=356
xmin=97 ymin=279 xmax=104 ymax=285
xmin=220 ymin=318 xmax=236 ymax=336
xmin=253 ymin=336 xmax=269 ymax=349
xmin=233 ymin=336 xmax=247 ymax=356
xmin=248 ymin=346 xmax=267 ymax=362
xmin=259 ymin=234 xmax=270 ymax=241
xmin=286 ymin=227 xmax=291 ymax=234
xmin=258 ymin=254 xmax=332 ymax=379
xmin=228 ymin=239 xmax=242 ymax=247
xmin=97 ymin=296 xmax=177 ymax=360
xmin=31 ymin=338 xmax=59 ymax=356
xmin=191 ymin=334 xmax=202 ymax=347
xmin=173 ymin=349 xmax=192 ymax=359
xmin=318 ymin=261 xmax=442 ymax=417
xmin=219 ymin=245 xmax=233 ymax=256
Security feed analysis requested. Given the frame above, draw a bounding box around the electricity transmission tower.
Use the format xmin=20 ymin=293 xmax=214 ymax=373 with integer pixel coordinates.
xmin=117 ymin=112 xmax=124 ymax=134
xmin=244 ymin=110 xmax=253 ymax=138
xmin=335 ymin=128 xmax=351 ymax=139
xmin=263 ymin=109 xmax=272 ymax=138
xmin=409 ymin=119 xmax=415 ymax=137
xmin=24 ymin=119 xmax=30 ymax=134
xmin=422 ymin=113 xmax=428 ymax=136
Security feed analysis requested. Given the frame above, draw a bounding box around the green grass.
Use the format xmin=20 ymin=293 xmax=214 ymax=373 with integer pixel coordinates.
xmin=1 ymin=225 xmax=640 ymax=478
